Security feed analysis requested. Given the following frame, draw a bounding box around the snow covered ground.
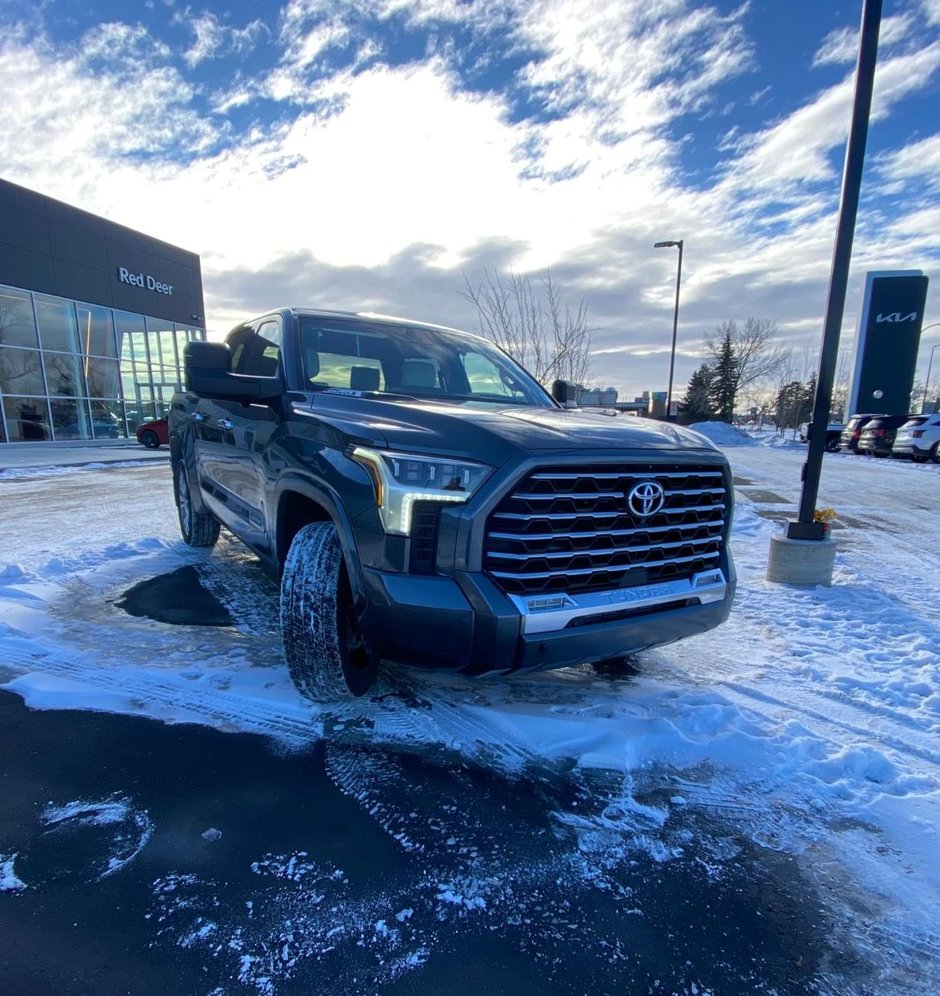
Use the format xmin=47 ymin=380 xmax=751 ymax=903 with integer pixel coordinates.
xmin=1 ymin=434 xmax=938 ymax=993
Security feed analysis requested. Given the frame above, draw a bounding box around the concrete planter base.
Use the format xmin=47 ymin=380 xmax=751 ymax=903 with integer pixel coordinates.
xmin=766 ymin=532 xmax=836 ymax=586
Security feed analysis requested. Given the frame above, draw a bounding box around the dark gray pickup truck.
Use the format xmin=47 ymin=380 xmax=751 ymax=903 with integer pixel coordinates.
xmin=170 ymin=308 xmax=735 ymax=700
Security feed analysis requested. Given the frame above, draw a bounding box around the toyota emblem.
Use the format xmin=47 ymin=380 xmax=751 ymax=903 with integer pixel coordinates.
xmin=627 ymin=481 xmax=665 ymax=517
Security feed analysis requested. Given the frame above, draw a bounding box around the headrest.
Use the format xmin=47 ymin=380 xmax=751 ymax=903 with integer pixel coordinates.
xmin=350 ymin=366 xmax=380 ymax=391
xmin=400 ymin=359 xmax=437 ymax=389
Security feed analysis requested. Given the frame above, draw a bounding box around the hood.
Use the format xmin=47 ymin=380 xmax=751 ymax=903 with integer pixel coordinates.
xmin=296 ymin=393 xmax=719 ymax=464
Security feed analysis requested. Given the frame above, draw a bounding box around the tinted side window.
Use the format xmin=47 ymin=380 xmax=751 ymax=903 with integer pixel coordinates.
xmin=235 ymin=321 xmax=282 ymax=377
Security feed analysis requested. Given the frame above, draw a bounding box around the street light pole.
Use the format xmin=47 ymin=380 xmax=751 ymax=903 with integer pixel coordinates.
xmin=917 ymin=322 xmax=940 ymax=413
xmin=792 ymin=0 xmax=882 ymax=540
xmin=654 ymin=239 xmax=684 ymax=419
xmin=922 ymin=335 xmax=940 ymax=414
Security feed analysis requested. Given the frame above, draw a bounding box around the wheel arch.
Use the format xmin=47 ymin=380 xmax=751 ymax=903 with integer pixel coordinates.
xmin=274 ymin=478 xmax=364 ymax=591
xmin=275 ymin=478 xmax=378 ymax=654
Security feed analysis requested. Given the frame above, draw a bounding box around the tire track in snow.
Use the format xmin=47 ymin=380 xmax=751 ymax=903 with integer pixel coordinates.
xmin=718 ymin=677 xmax=940 ymax=772
xmin=0 ymin=645 xmax=320 ymax=747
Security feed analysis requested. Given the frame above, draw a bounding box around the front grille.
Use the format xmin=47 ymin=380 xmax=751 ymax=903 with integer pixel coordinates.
xmin=483 ymin=463 xmax=729 ymax=596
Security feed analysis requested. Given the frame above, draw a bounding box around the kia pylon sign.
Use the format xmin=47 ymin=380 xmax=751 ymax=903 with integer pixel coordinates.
xmin=847 ymin=271 xmax=929 ymax=416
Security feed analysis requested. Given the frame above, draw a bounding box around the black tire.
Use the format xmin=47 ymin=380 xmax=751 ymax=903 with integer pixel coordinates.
xmin=280 ymin=522 xmax=379 ymax=701
xmin=825 ymin=435 xmax=840 ymax=453
xmin=140 ymin=429 xmax=160 ymax=449
xmin=175 ymin=462 xmax=220 ymax=547
xmin=931 ymin=443 xmax=940 ymax=465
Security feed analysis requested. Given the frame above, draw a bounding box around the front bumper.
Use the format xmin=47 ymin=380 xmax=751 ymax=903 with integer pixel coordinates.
xmin=360 ymin=559 xmax=735 ymax=674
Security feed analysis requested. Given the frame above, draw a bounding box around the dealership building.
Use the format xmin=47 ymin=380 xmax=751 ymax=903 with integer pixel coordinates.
xmin=0 ymin=178 xmax=206 ymax=444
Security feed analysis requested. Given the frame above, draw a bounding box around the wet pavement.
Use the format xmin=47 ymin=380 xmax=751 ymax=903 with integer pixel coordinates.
xmin=116 ymin=566 xmax=234 ymax=628
xmin=1 ymin=680 xmax=841 ymax=996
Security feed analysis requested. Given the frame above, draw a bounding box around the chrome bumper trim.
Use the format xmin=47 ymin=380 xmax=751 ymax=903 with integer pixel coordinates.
xmin=509 ymin=569 xmax=728 ymax=635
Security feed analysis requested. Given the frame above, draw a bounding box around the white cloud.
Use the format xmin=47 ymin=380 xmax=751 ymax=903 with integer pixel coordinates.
xmin=877 ymin=133 xmax=940 ymax=192
xmin=174 ymin=10 xmax=269 ymax=68
xmin=0 ymin=0 xmax=937 ymax=399
xmin=0 ymin=25 xmax=221 ymax=182
xmin=264 ymin=20 xmax=350 ymax=100
xmin=812 ymin=26 xmax=856 ymax=68
xmin=812 ymin=13 xmax=915 ymax=68
xmin=717 ymin=43 xmax=940 ymax=201
xmin=517 ymin=0 xmax=754 ymax=139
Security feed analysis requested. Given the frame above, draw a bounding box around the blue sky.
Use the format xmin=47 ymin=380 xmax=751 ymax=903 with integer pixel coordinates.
xmin=1 ymin=0 xmax=938 ymax=400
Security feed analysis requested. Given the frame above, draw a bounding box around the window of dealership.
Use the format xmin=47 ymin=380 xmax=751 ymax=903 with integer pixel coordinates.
xmin=0 ymin=283 xmax=204 ymax=442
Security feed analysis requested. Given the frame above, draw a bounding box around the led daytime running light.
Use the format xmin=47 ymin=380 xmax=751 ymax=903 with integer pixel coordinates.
xmin=351 ymin=446 xmax=492 ymax=535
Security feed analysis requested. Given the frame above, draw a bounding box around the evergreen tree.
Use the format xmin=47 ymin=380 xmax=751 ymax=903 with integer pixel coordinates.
xmin=709 ymin=331 xmax=738 ymax=423
xmin=775 ymin=379 xmax=815 ymax=428
xmin=679 ymin=363 xmax=716 ymax=423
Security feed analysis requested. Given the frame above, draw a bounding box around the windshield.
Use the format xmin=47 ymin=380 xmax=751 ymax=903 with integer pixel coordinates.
xmin=297 ymin=316 xmax=554 ymax=408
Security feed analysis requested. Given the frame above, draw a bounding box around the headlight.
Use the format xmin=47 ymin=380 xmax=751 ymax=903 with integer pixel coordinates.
xmin=350 ymin=447 xmax=493 ymax=535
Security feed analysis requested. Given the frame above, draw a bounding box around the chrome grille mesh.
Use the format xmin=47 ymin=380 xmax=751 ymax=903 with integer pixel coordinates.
xmin=483 ymin=464 xmax=729 ymax=596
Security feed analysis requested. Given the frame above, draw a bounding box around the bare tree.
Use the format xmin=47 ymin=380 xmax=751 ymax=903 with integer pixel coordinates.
xmin=830 ymin=348 xmax=852 ymax=420
xmin=461 ymin=268 xmax=592 ymax=386
xmin=704 ymin=317 xmax=787 ymax=415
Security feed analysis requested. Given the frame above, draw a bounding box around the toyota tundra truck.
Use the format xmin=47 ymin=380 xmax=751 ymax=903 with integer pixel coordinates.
xmin=169 ymin=308 xmax=735 ymax=700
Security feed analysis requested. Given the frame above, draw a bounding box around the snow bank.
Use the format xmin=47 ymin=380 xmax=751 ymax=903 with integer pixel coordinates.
xmin=689 ymin=421 xmax=758 ymax=446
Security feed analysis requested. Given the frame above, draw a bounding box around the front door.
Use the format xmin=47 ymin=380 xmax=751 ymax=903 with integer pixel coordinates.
xmin=192 ymin=319 xmax=284 ymax=554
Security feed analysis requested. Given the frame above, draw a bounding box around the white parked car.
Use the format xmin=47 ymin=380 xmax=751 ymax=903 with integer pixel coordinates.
xmin=892 ymin=414 xmax=940 ymax=462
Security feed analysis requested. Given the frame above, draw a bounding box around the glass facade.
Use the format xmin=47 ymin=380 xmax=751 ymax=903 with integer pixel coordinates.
xmin=0 ymin=282 xmax=205 ymax=443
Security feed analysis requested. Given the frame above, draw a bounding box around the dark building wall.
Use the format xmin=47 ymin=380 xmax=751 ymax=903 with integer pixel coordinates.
xmin=0 ymin=178 xmax=205 ymax=328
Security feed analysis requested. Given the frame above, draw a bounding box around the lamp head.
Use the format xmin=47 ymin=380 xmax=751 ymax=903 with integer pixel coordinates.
xmin=653 ymin=240 xmax=681 ymax=248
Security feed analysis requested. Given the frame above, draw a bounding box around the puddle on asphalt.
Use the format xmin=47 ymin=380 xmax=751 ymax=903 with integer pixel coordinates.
xmin=115 ymin=566 xmax=233 ymax=627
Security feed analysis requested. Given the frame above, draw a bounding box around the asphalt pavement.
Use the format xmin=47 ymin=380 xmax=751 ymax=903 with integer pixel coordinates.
xmin=0 ymin=683 xmax=837 ymax=996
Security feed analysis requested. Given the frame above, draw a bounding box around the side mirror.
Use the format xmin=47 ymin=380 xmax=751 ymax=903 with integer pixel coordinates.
xmin=184 ymin=341 xmax=282 ymax=402
xmin=551 ymin=379 xmax=580 ymax=407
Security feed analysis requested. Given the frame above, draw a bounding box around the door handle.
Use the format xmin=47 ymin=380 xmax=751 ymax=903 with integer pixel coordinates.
xmin=191 ymin=411 xmax=206 ymax=423
xmin=218 ymin=418 xmax=234 ymax=430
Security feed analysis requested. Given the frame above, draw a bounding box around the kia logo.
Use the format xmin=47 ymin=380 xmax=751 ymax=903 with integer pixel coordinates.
xmin=627 ymin=481 xmax=665 ymax=517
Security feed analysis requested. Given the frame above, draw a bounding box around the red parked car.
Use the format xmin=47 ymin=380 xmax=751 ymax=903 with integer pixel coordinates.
xmin=136 ymin=418 xmax=169 ymax=449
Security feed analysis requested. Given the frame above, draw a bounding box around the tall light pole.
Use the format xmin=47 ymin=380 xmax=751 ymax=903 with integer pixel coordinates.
xmin=924 ymin=343 xmax=940 ymax=412
xmin=921 ymin=330 xmax=940 ymax=413
xmin=654 ymin=239 xmax=683 ymax=419
xmin=792 ymin=0 xmax=882 ymax=541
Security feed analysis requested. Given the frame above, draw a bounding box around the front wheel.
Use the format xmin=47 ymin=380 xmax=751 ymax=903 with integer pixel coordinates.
xmin=175 ymin=462 xmax=220 ymax=547
xmin=280 ymin=522 xmax=379 ymax=701
xmin=140 ymin=429 xmax=160 ymax=449
xmin=825 ymin=435 xmax=840 ymax=453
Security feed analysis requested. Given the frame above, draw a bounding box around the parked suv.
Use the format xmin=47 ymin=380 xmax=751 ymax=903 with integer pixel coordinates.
xmin=892 ymin=414 xmax=940 ymax=462
xmin=857 ymin=414 xmax=914 ymax=457
xmin=839 ymin=413 xmax=884 ymax=453
xmin=799 ymin=420 xmax=844 ymax=452
xmin=169 ymin=308 xmax=735 ymax=700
